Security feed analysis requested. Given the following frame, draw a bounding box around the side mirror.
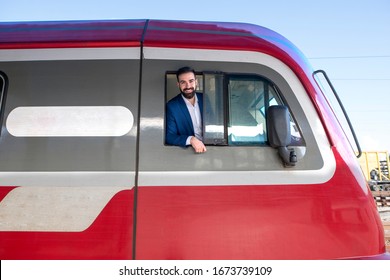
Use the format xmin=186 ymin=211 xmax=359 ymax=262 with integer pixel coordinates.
xmin=267 ymin=105 xmax=297 ymax=167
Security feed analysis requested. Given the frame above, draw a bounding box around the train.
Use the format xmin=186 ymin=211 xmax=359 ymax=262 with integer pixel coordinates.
xmin=358 ymin=151 xmax=390 ymax=191
xmin=0 ymin=19 xmax=388 ymax=259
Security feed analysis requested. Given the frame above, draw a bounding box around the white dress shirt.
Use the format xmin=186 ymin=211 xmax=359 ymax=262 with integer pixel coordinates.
xmin=182 ymin=94 xmax=202 ymax=145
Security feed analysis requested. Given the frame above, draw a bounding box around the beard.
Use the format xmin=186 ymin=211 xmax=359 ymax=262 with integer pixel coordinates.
xmin=180 ymin=87 xmax=196 ymax=99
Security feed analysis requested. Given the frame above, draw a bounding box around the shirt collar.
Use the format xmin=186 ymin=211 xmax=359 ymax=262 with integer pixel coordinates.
xmin=181 ymin=93 xmax=198 ymax=107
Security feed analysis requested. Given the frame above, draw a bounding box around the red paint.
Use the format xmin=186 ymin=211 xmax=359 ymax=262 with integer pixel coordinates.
xmin=135 ymin=150 xmax=384 ymax=259
xmin=0 ymin=19 xmax=387 ymax=260
xmin=0 ymin=190 xmax=134 ymax=260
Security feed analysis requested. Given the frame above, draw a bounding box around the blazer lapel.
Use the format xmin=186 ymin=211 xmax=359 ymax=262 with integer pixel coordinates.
xmin=178 ymin=96 xmax=194 ymax=133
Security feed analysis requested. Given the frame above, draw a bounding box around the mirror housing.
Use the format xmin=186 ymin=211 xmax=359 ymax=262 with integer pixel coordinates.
xmin=267 ymin=105 xmax=297 ymax=167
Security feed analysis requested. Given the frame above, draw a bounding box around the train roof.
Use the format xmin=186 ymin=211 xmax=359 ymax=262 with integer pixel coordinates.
xmin=0 ymin=19 xmax=333 ymax=153
xmin=0 ymin=20 xmax=309 ymax=65
xmin=0 ymin=19 xmax=315 ymax=96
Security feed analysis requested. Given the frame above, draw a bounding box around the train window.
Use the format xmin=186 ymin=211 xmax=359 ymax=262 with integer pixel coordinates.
xmin=0 ymin=72 xmax=8 ymax=137
xmin=165 ymin=71 xmax=303 ymax=147
xmin=203 ymin=72 xmax=227 ymax=145
xmin=227 ymin=76 xmax=281 ymax=145
xmin=166 ymin=72 xmax=203 ymax=102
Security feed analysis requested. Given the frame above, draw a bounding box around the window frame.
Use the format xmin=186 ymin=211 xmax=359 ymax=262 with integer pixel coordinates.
xmin=225 ymin=73 xmax=285 ymax=146
xmin=0 ymin=71 xmax=8 ymax=138
xmin=165 ymin=71 xmax=305 ymax=147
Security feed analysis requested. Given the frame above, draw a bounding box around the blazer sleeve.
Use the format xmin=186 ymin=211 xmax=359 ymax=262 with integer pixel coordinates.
xmin=165 ymin=97 xmax=193 ymax=147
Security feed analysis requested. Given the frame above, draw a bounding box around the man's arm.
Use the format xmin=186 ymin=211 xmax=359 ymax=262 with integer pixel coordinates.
xmin=190 ymin=136 xmax=207 ymax=153
xmin=165 ymin=102 xmax=191 ymax=147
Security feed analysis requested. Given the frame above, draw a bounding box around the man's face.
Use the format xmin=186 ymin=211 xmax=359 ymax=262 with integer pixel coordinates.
xmin=178 ymin=72 xmax=197 ymax=99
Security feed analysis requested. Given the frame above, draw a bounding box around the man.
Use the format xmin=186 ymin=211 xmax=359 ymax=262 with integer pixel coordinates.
xmin=166 ymin=67 xmax=207 ymax=153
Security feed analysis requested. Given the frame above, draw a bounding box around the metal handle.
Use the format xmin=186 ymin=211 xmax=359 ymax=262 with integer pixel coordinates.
xmin=313 ymin=69 xmax=362 ymax=158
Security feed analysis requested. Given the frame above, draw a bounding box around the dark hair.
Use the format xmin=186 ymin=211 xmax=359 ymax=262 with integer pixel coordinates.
xmin=176 ymin=66 xmax=196 ymax=81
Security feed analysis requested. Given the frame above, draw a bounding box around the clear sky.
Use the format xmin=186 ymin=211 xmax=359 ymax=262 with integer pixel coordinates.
xmin=1 ymin=0 xmax=390 ymax=153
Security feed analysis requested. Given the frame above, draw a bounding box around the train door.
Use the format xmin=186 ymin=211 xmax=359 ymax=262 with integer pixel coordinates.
xmin=0 ymin=48 xmax=140 ymax=259
xmin=135 ymin=47 xmax=335 ymax=259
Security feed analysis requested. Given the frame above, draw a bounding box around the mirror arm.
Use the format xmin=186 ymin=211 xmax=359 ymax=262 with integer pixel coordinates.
xmin=278 ymin=147 xmax=297 ymax=167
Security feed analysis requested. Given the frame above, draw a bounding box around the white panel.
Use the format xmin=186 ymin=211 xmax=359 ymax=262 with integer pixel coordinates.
xmin=138 ymin=164 xmax=334 ymax=186
xmin=6 ymin=106 xmax=134 ymax=137
xmin=0 ymin=186 xmax=132 ymax=232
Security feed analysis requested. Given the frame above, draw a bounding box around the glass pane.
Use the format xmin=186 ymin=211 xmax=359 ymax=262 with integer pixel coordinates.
xmin=203 ymin=73 xmax=227 ymax=145
xmin=227 ymin=76 xmax=303 ymax=146
xmin=266 ymin=86 xmax=303 ymax=143
xmin=228 ymin=78 xmax=268 ymax=145
xmin=0 ymin=73 xmax=6 ymax=137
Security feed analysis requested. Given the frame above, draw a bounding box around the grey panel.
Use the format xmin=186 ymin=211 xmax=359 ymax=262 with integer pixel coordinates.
xmin=139 ymin=59 xmax=323 ymax=172
xmin=0 ymin=60 xmax=139 ymax=172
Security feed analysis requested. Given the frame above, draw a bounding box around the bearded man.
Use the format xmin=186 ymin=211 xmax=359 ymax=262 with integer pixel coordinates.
xmin=165 ymin=66 xmax=207 ymax=153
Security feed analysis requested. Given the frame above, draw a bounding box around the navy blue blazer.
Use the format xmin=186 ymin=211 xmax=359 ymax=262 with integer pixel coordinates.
xmin=166 ymin=93 xmax=203 ymax=147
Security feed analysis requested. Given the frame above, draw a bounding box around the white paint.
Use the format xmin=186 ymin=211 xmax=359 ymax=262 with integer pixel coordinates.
xmin=6 ymin=106 xmax=134 ymax=137
xmin=0 ymin=47 xmax=140 ymax=61
xmin=0 ymin=186 xmax=132 ymax=231
xmin=0 ymin=171 xmax=135 ymax=187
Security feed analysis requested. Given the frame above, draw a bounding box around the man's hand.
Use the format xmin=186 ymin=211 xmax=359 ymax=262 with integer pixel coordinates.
xmin=190 ymin=137 xmax=207 ymax=153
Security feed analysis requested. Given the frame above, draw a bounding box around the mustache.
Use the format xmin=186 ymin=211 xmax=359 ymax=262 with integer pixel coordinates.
xmin=183 ymin=87 xmax=195 ymax=91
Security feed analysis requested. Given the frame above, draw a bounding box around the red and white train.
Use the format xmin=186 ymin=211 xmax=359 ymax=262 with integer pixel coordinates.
xmin=0 ymin=19 xmax=387 ymax=259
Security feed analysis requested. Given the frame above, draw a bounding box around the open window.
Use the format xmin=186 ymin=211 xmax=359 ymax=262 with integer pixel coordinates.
xmin=165 ymin=71 xmax=304 ymax=148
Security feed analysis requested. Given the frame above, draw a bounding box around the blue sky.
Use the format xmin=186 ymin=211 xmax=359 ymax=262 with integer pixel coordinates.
xmin=1 ymin=0 xmax=390 ymax=153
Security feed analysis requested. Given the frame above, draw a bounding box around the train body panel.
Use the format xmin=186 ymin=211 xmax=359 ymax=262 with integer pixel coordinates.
xmin=0 ymin=19 xmax=386 ymax=259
